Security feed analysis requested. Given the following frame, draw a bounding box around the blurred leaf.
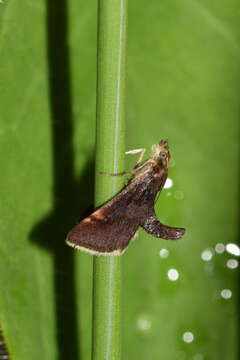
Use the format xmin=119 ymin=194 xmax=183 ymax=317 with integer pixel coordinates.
xmin=0 ymin=0 xmax=239 ymax=359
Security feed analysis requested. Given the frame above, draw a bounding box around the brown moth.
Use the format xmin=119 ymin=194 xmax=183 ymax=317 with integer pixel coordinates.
xmin=66 ymin=139 xmax=185 ymax=255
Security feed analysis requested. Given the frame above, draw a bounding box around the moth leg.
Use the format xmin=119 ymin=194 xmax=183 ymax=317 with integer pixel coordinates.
xmin=141 ymin=214 xmax=185 ymax=240
xmin=100 ymin=148 xmax=146 ymax=177
xmin=125 ymin=148 xmax=146 ymax=164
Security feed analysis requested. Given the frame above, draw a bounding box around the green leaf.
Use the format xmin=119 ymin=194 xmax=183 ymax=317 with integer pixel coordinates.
xmin=0 ymin=0 xmax=239 ymax=359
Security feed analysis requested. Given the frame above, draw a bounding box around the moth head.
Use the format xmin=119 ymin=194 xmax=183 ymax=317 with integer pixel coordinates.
xmin=152 ymin=139 xmax=171 ymax=167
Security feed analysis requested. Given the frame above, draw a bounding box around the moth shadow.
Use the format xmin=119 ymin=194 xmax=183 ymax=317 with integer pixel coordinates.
xmin=29 ymin=0 xmax=95 ymax=358
xmin=30 ymin=156 xmax=94 ymax=360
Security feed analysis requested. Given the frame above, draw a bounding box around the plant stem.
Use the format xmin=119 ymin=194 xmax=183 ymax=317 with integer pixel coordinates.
xmin=92 ymin=0 xmax=127 ymax=360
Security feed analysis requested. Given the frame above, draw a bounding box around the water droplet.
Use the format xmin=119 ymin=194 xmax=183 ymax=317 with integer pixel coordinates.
xmin=174 ymin=191 xmax=184 ymax=200
xmin=159 ymin=248 xmax=169 ymax=259
xmin=136 ymin=314 xmax=152 ymax=333
xmin=201 ymin=249 xmax=213 ymax=262
xmin=226 ymin=259 xmax=238 ymax=269
xmin=220 ymin=289 xmax=232 ymax=299
xmin=164 ymin=178 xmax=173 ymax=189
xmin=182 ymin=331 xmax=194 ymax=343
xmin=167 ymin=268 xmax=179 ymax=281
xmin=226 ymin=243 xmax=240 ymax=256
xmin=215 ymin=243 xmax=225 ymax=254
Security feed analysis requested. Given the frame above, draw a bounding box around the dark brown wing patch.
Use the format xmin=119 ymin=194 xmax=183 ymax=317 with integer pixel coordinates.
xmin=66 ymin=175 xmax=154 ymax=255
xmin=141 ymin=213 xmax=185 ymax=240
xmin=66 ymin=208 xmax=140 ymax=255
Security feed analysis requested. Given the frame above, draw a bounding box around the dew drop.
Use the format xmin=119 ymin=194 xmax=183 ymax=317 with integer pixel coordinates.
xmin=182 ymin=331 xmax=194 ymax=343
xmin=136 ymin=314 xmax=152 ymax=333
xmin=159 ymin=249 xmax=169 ymax=259
xmin=226 ymin=259 xmax=238 ymax=269
xmin=164 ymin=178 xmax=173 ymax=189
xmin=215 ymin=243 xmax=225 ymax=254
xmin=201 ymin=249 xmax=213 ymax=262
xmin=226 ymin=243 xmax=240 ymax=256
xmin=167 ymin=268 xmax=179 ymax=281
xmin=220 ymin=289 xmax=232 ymax=299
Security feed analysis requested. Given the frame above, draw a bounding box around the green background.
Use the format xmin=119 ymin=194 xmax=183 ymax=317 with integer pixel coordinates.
xmin=0 ymin=0 xmax=239 ymax=359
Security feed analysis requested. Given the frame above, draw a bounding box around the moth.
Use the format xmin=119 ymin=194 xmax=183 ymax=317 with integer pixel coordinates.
xmin=66 ymin=139 xmax=185 ymax=255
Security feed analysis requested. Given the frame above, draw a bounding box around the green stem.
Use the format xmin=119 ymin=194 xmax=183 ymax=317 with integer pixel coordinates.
xmin=92 ymin=0 xmax=127 ymax=360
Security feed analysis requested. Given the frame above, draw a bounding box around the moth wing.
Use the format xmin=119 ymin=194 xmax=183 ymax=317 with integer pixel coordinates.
xmin=66 ymin=173 xmax=160 ymax=255
xmin=66 ymin=185 xmax=142 ymax=255
xmin=141 ymin=213 xmax=185 ymax=240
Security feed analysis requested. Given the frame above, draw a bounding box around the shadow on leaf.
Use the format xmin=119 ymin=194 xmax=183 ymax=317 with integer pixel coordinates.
xmin=30 ymin=1 xmax=95 ymax=359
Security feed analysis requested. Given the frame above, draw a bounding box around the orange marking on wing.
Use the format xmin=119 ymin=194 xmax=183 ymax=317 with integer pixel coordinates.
xmin=93 ymin=210 xmax=106 ymax=220
xmin=82 ymin=217 xmax=91 ymax=223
